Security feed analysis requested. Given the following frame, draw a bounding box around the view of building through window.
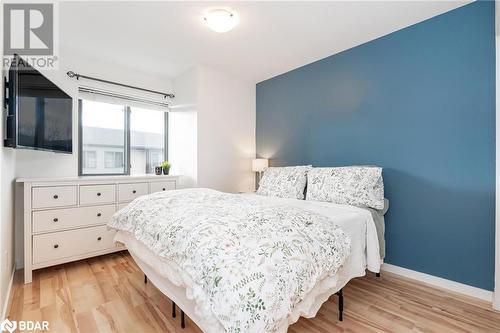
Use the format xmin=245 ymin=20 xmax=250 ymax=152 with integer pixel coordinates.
xmin=80 ymin=100 xmax=167 ymax=175
xmin=130 ymin=107 xmax=165 ymax=174
xmin=83 ymin=151 xmax=97 ymax=169
xmin=80 ymin=100 xmax=126 ymax=175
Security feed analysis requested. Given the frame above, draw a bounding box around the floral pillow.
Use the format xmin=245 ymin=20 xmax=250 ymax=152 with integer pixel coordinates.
xmin=306 ymin=166 xmax=384 ymax=209
xmin=257 ymin=166 xmax=311 ymax=199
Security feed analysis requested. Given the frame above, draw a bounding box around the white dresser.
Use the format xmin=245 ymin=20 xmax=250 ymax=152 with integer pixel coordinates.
xmin=17 ymin=175 xmax=179 ymax=283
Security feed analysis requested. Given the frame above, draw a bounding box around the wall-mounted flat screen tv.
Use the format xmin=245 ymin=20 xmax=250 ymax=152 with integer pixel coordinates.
xmin=4 ymin=55 xmax=73 ymax=153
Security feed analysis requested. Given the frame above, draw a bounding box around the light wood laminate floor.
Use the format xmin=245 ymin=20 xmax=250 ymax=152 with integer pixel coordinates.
xmin=7 ymin=251 xmax=500 ymax=333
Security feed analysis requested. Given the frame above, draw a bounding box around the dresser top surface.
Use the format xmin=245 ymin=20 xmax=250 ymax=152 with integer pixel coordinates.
xmin=16 ymin=174 xmax=180 ymax=183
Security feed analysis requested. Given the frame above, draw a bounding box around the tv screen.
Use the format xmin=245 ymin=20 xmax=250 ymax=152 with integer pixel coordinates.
xmin=8 ymin=57 xmax=73 ymax=153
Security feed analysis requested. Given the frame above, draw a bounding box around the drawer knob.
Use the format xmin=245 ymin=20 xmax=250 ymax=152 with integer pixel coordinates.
xmin=53 ymin=218 xmax=58 ymax=222
xmin=97 ymin=192 xmax=102 ymax=197
xmin=97 ymin=237 xmax=102 ymax=241
xmin=132 ymin=190 xmax=137 ymax=194
xmin=54 ymin=244 xmax=59 ymax=249
xmin=97 ymin=213 xmax=102 ymax=217
xmin=163 ymin=188 xmax=166 ymax=191
xmin=53 ymin=194 xmax=59 ymax=199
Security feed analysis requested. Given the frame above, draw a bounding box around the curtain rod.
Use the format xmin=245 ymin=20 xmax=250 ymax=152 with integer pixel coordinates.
xmin=79 ymin=87 xmax=170 ymax=108
xmin=66 ymin=71 xmax=175 ymax=99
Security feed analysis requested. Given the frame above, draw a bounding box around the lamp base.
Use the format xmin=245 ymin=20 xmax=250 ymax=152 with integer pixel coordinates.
xmin=255 ymin=171 xmax=263 ymax=191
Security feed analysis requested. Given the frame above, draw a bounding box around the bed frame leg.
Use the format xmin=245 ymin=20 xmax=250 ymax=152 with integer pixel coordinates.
xmin=376 ymin=272 xmax=380 ymax=277
xmin=144 ymin=274 xmax=148 ymax=284
xmin=172 ymin=301 xmax=176 ymax=318
xmin=336 ymin=288 xmax=344 ymax=321
xmin=181 ymin=310 xmax=185 ymax=328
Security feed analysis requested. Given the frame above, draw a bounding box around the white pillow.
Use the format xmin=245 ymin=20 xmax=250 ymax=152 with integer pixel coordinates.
xmin=306 ymin=166 xmax=384 ymax=209
xmin=257 ymin=166 xmax=311 ymax=199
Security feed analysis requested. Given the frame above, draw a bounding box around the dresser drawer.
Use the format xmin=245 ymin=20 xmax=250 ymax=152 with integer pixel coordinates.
xmin=150 ymin=181 xmax=176 ymax=193
xmin=118 ymin=203 xmax=130 ymax=211
xmin=32 ymin=225 xmax=118 ymax=264
xmin=32 ymin=186 xmax=77 ymax=209
xmin=118 ymin=182 xmax=148 ymax=202
xmin=80 ymin=184 xmax=116 ymax=205
xmin=32 ymin=204 xmax=116 ymax=233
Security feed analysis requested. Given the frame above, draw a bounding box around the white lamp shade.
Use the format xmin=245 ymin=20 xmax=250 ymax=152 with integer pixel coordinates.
xmin=252 ymin=159 xmax=269 ymax=172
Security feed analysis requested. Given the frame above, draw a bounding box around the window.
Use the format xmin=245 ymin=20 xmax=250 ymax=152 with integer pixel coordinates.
xmin=104 ymin=151 xmax=124 ymax=169
xmin=79 ymin=99 xmax=167 ymax=176
xmin=83 ymin=151 xmax=97 ymax=169
xmin=80 ymin=100 xmax=126 ymax=175
xmin=130 ymin=107 xmax=166 ymax=174
xmin=148 ymin=151 xmax=163 ymax=172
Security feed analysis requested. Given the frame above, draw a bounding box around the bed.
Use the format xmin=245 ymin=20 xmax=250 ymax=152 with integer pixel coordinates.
xmin=108 ymin=186 xmax=384 ymax=333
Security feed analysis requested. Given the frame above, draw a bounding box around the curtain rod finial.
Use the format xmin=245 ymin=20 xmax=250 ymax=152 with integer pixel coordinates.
xmin=67 ymin=71 xmax=76 ymax=78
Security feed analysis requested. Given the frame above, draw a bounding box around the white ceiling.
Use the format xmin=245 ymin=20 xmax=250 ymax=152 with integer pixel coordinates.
xmin=60 ymin=1 xmax=471 ymax=83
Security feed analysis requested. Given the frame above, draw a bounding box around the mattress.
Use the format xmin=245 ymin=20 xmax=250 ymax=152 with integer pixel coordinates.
xmin=114 ymin=193 xmax=381 ymax=332
xmin=241 ymin=193 xmax=382 ymax=272
xmin=362 ymin=198 xmax=389 ymax=259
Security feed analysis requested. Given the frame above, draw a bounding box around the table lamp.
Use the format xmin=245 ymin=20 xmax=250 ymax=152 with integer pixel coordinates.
xmin=252 ymin=158 xmax=269 ymax=184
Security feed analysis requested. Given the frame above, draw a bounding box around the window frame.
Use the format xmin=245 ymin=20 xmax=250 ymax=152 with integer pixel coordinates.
xmin=78 ymin=99 xmax=168 ymax=176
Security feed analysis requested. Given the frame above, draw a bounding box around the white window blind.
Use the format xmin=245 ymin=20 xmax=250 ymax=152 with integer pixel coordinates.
xmin=78 ymin=86 xmax=169 ymax=111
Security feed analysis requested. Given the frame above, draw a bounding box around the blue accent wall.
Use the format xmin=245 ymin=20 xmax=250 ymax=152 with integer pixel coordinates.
xmin=256 ymin=1 xmax=495 ymax=290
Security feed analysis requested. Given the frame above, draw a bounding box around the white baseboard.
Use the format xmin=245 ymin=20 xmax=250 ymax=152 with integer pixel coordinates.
xmin=1 ymin=266 xmax=15 ymax=321
xmin=382 ymin=263 xmax=493 ymax=303
xmin=493 ymin=290 xmax=500 ymax=310
xmin=14 ymin=260 xmax=23 ymax=270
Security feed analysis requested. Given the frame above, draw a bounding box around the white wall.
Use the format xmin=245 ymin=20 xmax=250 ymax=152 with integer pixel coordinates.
xmin=0 ymin=2 xmax=17 ymax=317
xmin=170 ymin=68 xmax=198 ymax=188
xmin=170 ymin=65 xmax=256 ymax=193
xmin=197 ymin=66 xmax=255 ymax=193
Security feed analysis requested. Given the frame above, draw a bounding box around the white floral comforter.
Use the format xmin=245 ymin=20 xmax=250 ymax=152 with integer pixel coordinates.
xmin=108 ymin=188 xmax=351 ymax=333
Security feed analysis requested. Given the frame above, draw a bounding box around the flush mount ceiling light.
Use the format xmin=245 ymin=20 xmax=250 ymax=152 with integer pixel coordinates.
xmin=202 ymin=8 xmax=239 ymax=33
